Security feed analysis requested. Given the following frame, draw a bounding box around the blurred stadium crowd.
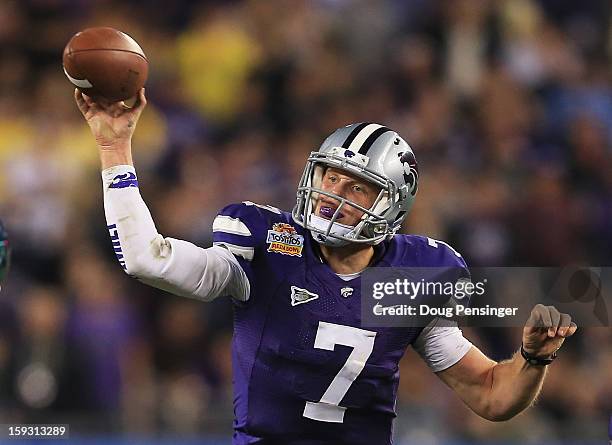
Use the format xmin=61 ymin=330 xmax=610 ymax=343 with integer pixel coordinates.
xmin=0 ymin=0 xmax=611 ymax=443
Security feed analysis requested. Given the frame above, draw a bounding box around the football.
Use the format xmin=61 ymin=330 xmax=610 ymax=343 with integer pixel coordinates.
xmin=62 ymin=27 xmax=148 ymax=102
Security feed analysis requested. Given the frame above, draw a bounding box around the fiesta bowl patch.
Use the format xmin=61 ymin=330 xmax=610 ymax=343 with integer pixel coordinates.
xmin=267 ymin=223 xmax=304 ymax=257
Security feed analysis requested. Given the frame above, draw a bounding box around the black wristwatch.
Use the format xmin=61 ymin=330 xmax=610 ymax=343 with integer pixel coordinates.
xmin=520 ymin=344 xmax=557 ymax=366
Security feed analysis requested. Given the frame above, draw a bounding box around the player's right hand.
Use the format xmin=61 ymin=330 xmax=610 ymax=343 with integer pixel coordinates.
xmin=74 ymin=87 xmax=147 ymax=149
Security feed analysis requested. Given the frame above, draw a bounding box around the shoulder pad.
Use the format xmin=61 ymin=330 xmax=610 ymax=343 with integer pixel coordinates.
xmin=212 ymin=202 xmax=290 ymax=261
xmin=396 ymin=235 xmax=468 ymax=269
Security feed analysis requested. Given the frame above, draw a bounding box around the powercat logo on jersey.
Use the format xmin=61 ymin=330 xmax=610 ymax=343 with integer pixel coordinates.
xmin=266 ymin=223 xmax=304 ymax=257
xmin=341 ymin=287 xmax=354 ymax=298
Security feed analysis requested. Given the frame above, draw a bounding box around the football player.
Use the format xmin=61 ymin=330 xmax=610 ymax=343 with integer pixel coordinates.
xmin=75 ymin=89 xmax=577 ymax=445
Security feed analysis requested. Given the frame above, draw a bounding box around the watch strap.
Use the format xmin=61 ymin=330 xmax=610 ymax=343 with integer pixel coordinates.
xmin=521 ymin=343 xmax=557 ymax=366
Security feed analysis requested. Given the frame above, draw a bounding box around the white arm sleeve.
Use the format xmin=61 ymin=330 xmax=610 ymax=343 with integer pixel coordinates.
xmin=102 ymin=165 xmax=249 ymax=302
xmin=412 ymin=318 xmax=473 ymax=372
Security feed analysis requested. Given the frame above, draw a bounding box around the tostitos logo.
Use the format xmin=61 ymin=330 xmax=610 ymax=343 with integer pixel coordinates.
xmin=272 ymin=223 xmax=298 ymax=235
xmin=267 ymin=223 xmax=304 ymax=256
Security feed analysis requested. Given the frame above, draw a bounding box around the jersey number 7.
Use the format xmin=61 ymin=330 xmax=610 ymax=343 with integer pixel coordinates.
xmin=303 ymin=321 xmax=377 ymax=423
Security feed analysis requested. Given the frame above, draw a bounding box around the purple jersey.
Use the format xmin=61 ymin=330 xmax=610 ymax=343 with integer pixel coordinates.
xmin=213 ymin=202 xmax=468 ymax=445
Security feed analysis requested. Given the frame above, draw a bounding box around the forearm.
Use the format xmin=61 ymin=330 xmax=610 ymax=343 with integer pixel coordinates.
xmin=484 ymin=350 xmax=547 ymax=421
xmin=99 ymin=143 xmax=133 ymax=169
xmin=441 ymin=307 xmax=575 ymax=422
xmin=102 ymin=164 xmax=249 ymax=301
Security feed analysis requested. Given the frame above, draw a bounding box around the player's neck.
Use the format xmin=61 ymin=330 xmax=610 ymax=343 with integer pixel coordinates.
xmin=319 ymin=243 xmax=375 ymax=275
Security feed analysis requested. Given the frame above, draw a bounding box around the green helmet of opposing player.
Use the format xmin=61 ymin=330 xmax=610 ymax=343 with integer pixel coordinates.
xmin=0 ymin=219 xmax=10 ymax=285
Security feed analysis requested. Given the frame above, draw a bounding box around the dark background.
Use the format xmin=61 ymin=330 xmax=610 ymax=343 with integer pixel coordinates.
xmin=0 ymin=0 xmax=610 ymax=443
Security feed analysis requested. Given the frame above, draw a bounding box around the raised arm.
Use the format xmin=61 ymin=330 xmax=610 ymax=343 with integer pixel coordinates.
xmin=74 ymin=89 xmax=249 ymax=302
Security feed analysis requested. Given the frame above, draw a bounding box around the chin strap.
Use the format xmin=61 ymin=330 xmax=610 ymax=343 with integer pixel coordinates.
xmin=309 ymin=213 xmax=355 ymax=247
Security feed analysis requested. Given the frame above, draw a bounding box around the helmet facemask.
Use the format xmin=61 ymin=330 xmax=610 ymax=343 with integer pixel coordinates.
xmin=292 ymin=151 xmax=404 ymax=247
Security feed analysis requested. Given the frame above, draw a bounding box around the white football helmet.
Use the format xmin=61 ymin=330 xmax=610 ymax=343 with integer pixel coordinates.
xmin=292 ymin=123 xmax=419 ymax=247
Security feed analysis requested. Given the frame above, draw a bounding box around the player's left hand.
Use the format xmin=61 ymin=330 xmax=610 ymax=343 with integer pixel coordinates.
xmin=522 ymin=304 xmax=577 ymax=358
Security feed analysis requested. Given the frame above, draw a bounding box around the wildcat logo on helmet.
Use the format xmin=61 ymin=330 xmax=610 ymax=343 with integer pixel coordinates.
xmin=267 ymin=223 xmax=304 ymax=256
